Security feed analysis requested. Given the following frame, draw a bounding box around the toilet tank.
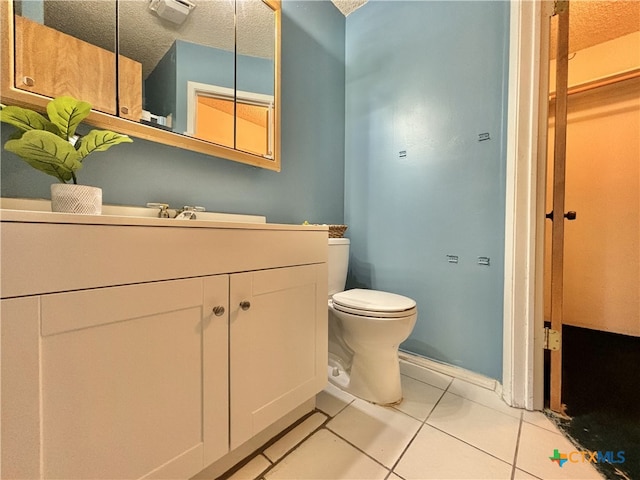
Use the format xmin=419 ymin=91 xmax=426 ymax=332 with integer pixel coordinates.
xmin=328 ymin=238 xmax=350 ymax=296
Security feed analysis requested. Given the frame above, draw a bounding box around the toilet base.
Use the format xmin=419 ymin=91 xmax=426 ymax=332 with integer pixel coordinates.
xmin=327 ymin=350 xmax=404 ymax=406
xmin=349 ymin=348 xmax=404 ymax=405
xmin=328 ymin=355 xmax=350 ymax=390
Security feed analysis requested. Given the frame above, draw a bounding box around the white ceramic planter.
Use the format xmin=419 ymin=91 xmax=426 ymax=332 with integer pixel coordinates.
xmin=51 ymin=184 xmax=102 ymax=215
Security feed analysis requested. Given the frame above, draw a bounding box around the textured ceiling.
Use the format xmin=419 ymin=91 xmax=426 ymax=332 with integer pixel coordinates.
xmin=550 ymin=0 xmax=640 ymax=57
xmin=335 ymin=0 xmax=640 ymax=54
xmin=32 ymin=1 xmax=640 ymax=77
xmin=42 ymin=0 xmax=274 ymax=79
xmin=332 ymin=0 xmax=367 ymax=16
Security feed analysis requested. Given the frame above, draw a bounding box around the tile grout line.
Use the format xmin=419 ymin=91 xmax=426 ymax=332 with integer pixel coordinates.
xmin=218 ymin=409 xmax=324 ymax=480
xmin=259 ymin=398 xmax=416 ymax=480
xmin=510 ymin=412 xmax=524 ymax=480
xmin=385 ymin=380 xmax=451 ymax=477
xmin=385 ymin=422 xmax=426 ymax=478
xmin=244 ymin=369 xmax=520 ymax=479
xmin=390 ymin=394 xmax=444 ymax=423
xmin=444 ymin=388 xmax=523 ymax=420
xmin=274 ymin=375 xmax=513 ymax=479
xmin=321 ymin=383 xmax=446 ymax=476
xmin=256 ymin=393 xmax=390 ymax=479
xmin=426 ymin=423 xmax=516 ymax=469
xmin=425 ymin=376 xmax=519 ymax=469
xmin=320 ymin=379 xmax=453 ymax=477
xmin=257 ymin=410 xmax=331 ymax=479
xmin=323 ymin=424 xmax=393 ymax=474
xmin=317 ymin=393 xmax=355 ymax=419
xmin=399 ymin=370 xmax=454 ymax=392
xmin=217 ymin=453 xmax=272 ymax=480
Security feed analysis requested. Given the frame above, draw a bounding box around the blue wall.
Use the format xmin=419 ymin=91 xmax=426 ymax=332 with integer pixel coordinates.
xmin=344 ymin=1 xmax=510 ymax=379
xmin=2 ymin=0 xmax=512 ymax=381
xmin=145 ymin=42 xmax=178 ymax=119
xmin=0 ymin=1 xmax=346 ymax=226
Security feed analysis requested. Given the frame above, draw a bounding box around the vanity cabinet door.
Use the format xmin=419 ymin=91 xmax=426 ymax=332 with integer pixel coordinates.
xmin=1 ymin=296 xmax=41 ymax=480
xmin=229 ymin=264 xmax=328 ymax=449
xmin=202 ymin=275 xmax=230 ymax=467
xmin=1 ymin=276 xmax=229 ymax=480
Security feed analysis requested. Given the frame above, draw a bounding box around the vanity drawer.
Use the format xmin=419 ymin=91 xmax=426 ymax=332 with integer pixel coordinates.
xmin=1 ymin=221 xmax=327 ymax=298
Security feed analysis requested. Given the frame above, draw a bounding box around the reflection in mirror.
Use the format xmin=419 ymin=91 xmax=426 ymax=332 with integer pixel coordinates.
xmin=119 ymin=0 xmax=276 ymax=159
xmin=186 ymin=83 xmax=274 ymax=157
xmin=118 ymin=0 xmax=235 ymax=145
xmin=236 ymin=0 xmax=275 ymax=157
xmin=12 ymin=0 xmax=117 ymax=115
xmin=3 ymin=0 xmax=281 ymax=170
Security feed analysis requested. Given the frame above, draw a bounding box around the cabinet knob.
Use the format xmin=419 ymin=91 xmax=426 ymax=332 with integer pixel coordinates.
xmin=120 ymin=106 xmax=129 ymax=115
xmin=239 ymin=301 xmax=251 ymax=311
xmin=22 ymin=76 xmax=35 ymax=87
xmin=212 ymin=305 xmax=225 ymax=316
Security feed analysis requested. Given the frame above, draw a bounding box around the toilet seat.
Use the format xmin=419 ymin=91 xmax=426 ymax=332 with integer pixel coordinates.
xmin=332 ymin=289 xmax=417 ymax=319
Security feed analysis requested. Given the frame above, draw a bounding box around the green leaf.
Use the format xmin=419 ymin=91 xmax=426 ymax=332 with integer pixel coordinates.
xmin=0 ymin=105 xmax=59 ymax=134
xmin=46 ymin=96 xmax=92 ymax=140
xmin=4 ymin=130 xmax=83 ymax=183
xmin=77 ymin=130 xmax=133 ymax=159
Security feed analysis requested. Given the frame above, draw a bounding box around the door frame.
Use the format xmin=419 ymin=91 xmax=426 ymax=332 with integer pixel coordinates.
xmin=502 ymin=0 xmax=554 ymax=410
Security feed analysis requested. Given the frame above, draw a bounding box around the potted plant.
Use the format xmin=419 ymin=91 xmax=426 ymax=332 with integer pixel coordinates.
xmin=0 ymin=96 xmax=132 ymax=214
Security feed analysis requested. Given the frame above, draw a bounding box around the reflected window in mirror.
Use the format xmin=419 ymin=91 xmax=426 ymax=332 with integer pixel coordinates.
xmin=186 ymin=82 xmax=273 ymax=158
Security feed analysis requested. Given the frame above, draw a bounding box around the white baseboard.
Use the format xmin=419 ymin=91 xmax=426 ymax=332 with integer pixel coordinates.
xmin=399 ymin=351 xmax=499 ymax=392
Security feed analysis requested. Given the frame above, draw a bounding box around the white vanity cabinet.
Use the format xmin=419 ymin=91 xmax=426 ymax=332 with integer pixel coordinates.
xmin=230 ymin=264 xmax=327 ymax=449
xmin=0 ymin=211 xmax=328 ymax=480
xmin=2 ymin=276 xmax=229 ymax=480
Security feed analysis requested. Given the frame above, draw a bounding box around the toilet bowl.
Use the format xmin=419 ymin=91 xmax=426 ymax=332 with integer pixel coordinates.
xmin=327 ymin=238 xmax=418 ymax=405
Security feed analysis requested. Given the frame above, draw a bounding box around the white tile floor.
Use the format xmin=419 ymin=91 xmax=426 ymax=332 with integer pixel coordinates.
xmin=222 ymin=361 xmax=604 ymax=480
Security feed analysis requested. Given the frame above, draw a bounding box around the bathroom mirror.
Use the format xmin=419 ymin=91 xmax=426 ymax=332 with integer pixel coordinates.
xmin=0 ymin=0 xmax=281 ymax=171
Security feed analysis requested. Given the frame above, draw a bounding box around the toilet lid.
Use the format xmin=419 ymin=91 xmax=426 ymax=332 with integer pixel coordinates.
xmin=332 ymin=289 xmax=417 ymax=318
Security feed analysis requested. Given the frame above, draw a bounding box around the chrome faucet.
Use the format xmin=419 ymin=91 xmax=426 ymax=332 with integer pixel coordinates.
xmin=146 ymin=202 xmax=170 ymax=218
xmin=147 ymin=203 xmax=205 ymax=220
xmin=174 ymin=206 xmax=206 ymax=220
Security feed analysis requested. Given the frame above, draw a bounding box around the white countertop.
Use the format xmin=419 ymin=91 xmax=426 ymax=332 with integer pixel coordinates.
xmin=0 ymin=198 xmax=327 ymax=232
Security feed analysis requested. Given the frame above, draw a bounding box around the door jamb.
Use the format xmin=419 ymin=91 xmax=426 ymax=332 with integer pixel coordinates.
xmin=502 ymin=0 xmax=553 ymax=410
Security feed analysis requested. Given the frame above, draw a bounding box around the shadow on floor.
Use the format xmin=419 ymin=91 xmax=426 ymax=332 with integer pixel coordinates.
xmin=556 ymin=325 xmax=639 ymax=480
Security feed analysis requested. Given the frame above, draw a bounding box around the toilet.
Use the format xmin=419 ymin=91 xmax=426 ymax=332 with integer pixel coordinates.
xmin=328 ymin=238 xmax=417 ymax=405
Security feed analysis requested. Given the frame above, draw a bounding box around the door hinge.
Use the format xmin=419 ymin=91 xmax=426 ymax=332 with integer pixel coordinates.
xmin=544 ymin=327 xmax=561 ymax=351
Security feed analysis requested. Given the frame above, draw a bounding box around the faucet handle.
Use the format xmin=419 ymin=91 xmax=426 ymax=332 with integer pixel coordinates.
xmin=146 ymin=202 xmax=170 ymax=218
xmin=182 ymin=205 xmax=206 ymax=212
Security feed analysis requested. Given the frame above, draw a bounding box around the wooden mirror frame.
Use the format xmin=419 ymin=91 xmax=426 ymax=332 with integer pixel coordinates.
xmin=0 ymin=0 xmax=281 ymax=171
